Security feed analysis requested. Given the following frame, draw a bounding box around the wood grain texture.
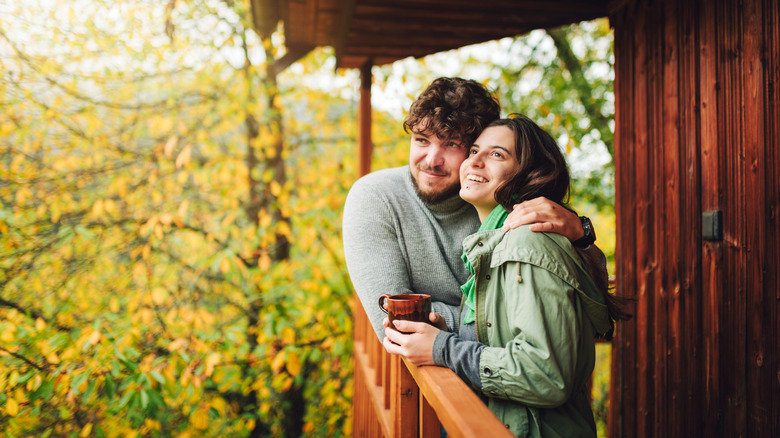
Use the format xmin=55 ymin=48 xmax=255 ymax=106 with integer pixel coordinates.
xmin=611 ymin=0 xmax=779 ymax=436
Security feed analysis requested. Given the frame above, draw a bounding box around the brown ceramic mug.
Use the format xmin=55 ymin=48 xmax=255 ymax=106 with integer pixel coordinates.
xmin=378 ymin=293 xmax=432 ymax=332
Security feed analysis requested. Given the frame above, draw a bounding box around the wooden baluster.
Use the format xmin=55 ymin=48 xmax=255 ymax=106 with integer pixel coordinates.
xmin=354 ymin=364 xmax=368 ymax=437
xmin=382 ymin=346 xmax=391 ymax=410
xmin=390 ymin=354 xmax=418 ymax=437
xmin=372 ymin=330 xmax=382 ymax=386
xmin=368 ymin=325 xmax=377 ymax=373
xmin=419 ymin=391 xmax=441 ymax=438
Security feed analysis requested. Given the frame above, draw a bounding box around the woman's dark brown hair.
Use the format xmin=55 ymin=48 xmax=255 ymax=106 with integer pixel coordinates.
xmin=490 ymin=114 xmax=632 ymax=338
xmin=490 ymin=114 xmax=571 ymax=211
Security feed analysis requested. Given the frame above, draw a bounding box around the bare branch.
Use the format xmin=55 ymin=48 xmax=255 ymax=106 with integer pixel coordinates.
xmin=0 ymin=345 xmax=49 ymax=371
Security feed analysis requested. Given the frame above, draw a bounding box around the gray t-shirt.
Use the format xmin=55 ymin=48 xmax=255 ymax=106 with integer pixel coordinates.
xmin=342 ymin=166 xmax=481 ymax=340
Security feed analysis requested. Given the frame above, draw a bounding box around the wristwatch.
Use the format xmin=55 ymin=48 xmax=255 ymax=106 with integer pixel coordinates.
xmin=572 ymin=216 xmax=596 ymax=248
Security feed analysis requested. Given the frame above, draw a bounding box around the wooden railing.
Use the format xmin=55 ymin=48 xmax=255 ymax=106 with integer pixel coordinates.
xmin=352 ymin=293 xmax=514 ymax=437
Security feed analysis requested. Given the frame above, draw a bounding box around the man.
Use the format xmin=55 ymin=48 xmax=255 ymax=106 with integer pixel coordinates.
xmin=343 ymin=77 xmax=598 ymax=340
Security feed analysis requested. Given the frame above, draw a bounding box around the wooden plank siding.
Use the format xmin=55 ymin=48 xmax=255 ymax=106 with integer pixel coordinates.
xmin=610 ymin=0 xmax=779 ymax=436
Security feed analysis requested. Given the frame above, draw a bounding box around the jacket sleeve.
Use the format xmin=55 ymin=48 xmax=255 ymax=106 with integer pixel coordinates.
xmin=342 ymin=180 xmax=461 ymax=340
xmin=477 ymin=262 xmax=583 ymax=408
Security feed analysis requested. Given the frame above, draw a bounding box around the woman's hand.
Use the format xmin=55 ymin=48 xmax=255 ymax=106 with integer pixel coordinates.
xmin=382 ymin=320 xmax=440 ymax=366
xmin=383 ymin=313 xmax=446 ymax=331
xmin=502 ymin=196 xmax=585 ymax=242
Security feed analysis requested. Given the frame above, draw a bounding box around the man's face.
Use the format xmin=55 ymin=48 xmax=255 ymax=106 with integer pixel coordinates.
xmin=409 ymin=128 xmax=468 ymax=204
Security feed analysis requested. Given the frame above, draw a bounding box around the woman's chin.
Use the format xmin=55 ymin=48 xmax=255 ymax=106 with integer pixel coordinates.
xmin=460 ymin=187 xmax=490 ymax=205
xmin=459 ymin=188 xmax=476 ymax=205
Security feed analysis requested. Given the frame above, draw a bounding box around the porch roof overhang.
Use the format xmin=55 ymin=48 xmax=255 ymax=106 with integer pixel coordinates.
xmin=251 ymin=0 xmax=618 ymax=69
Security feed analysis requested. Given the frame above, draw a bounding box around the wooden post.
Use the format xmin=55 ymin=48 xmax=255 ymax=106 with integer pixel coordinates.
xmin=358 ymin=59 xmax=373 ymax=177
xmin=390 ymin=354 xmax=418 ymax=437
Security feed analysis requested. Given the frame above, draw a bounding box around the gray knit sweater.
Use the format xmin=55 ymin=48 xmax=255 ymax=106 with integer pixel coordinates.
xmin=342 ymin=166 xmax=481 ymax=340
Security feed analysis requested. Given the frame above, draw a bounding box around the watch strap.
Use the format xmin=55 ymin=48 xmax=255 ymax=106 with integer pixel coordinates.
xmin=572 ymin=216 xmax=596 ymax=248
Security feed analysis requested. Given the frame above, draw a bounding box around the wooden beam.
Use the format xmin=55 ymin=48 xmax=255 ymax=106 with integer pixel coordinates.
xmin=268 ymin=44 xmax=314 ymax=77
xmin=334 ymin=0 xmax=357 ymax=63
xmin=358 ymin=59 xmax=373 ymax=177
xmin=250 ymin=0 xmax=281 ymax=38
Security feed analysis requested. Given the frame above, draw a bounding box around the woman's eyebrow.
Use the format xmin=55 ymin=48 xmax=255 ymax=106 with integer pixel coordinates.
xmin=488 ymin=145 xmax=512 ymax=153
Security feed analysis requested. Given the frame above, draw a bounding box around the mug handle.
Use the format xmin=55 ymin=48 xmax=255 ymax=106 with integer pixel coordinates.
xmin=378 ymin=294 xmax=391 ymax=314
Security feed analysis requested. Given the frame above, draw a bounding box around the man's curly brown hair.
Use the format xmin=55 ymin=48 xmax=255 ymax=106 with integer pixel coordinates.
xmin=404 ymin=77 xmax=500 ymax=147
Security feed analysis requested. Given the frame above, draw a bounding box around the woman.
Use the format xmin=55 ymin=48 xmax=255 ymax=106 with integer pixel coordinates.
xmin=383 ymin=115 xmax=630 ymax=437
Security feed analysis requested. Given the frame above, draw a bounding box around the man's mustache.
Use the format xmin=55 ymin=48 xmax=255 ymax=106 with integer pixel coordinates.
xmin=416 ymin=165 xmax=447 ymax=176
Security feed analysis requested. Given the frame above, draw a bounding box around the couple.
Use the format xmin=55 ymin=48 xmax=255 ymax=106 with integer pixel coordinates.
xmin=343 ymin=77 xmax=629 ymax=437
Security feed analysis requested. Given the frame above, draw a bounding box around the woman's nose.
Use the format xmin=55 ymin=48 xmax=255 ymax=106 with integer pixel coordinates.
xmin=468 ymin=152 xmax=484 ymax=167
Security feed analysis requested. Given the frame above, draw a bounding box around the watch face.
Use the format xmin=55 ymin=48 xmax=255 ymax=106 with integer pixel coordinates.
xmin=576 ymin=216 xmax=596 ymax=247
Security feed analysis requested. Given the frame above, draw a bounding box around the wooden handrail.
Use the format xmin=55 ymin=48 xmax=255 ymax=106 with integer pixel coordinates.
xmin=352 ymin=292 xmax=514 ymax=437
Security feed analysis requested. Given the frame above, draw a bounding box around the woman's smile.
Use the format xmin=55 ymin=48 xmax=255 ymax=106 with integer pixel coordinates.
xmin=464 ymin=174 xmax=488 ymax=183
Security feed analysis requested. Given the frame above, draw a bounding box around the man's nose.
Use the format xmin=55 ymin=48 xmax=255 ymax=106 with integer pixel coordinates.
xmin=425 ymin=145 xmax=445 ymax=168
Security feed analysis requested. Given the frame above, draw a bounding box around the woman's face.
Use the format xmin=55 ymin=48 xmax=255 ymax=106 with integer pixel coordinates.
xmin=459 ymin=126 xmax=521 ymax=219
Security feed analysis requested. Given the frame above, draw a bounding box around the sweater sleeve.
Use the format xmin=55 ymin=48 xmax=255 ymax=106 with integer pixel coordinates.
xmin=432 ymin=330 xmax=485 ymax=390
xmin=342 ymin=179 xmax=416 ymax=341
xmin=478 ymin=262 xmax=583 ymax=408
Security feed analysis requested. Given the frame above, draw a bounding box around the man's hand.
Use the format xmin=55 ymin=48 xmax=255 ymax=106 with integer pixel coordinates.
xmin=382 ymin=320 xmax=440 ymax=366
xmin=428 ymin=312 xmax=447 ymax=331
xmin=502 ymin=197 xmax=585 ymax=242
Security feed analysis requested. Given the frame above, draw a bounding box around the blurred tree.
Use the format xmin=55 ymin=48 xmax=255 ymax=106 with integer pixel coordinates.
xmin=0 ymin=0 xmax=382 ymax=436
xmin=491 ymin=21 xmax=615 ymax=213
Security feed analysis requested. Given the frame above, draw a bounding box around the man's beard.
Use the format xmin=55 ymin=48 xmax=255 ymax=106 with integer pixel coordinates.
xmin=410 ymin=170 xmax=461 ymax=204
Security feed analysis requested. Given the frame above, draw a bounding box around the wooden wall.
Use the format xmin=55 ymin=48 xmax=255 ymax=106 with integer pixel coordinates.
xmin=609 ymin=0 xmax=779 ymax=436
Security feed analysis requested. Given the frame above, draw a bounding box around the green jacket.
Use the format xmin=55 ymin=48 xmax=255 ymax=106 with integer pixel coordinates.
xmin=461 ymin=225 xmax=611 ymax=437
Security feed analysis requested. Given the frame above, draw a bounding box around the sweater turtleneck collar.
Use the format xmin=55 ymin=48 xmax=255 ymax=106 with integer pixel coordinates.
xmin=404 ymin=167 xmax=471 ymax=215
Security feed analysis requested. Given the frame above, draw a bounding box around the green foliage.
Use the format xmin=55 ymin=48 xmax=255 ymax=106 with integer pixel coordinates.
xmin=1 ymin=1 xmax=358 ymax=436
xmin=491 ymin=22 xmax=615 ymax=213
xmin=592 ymin=343 xmax=612 ymax=437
